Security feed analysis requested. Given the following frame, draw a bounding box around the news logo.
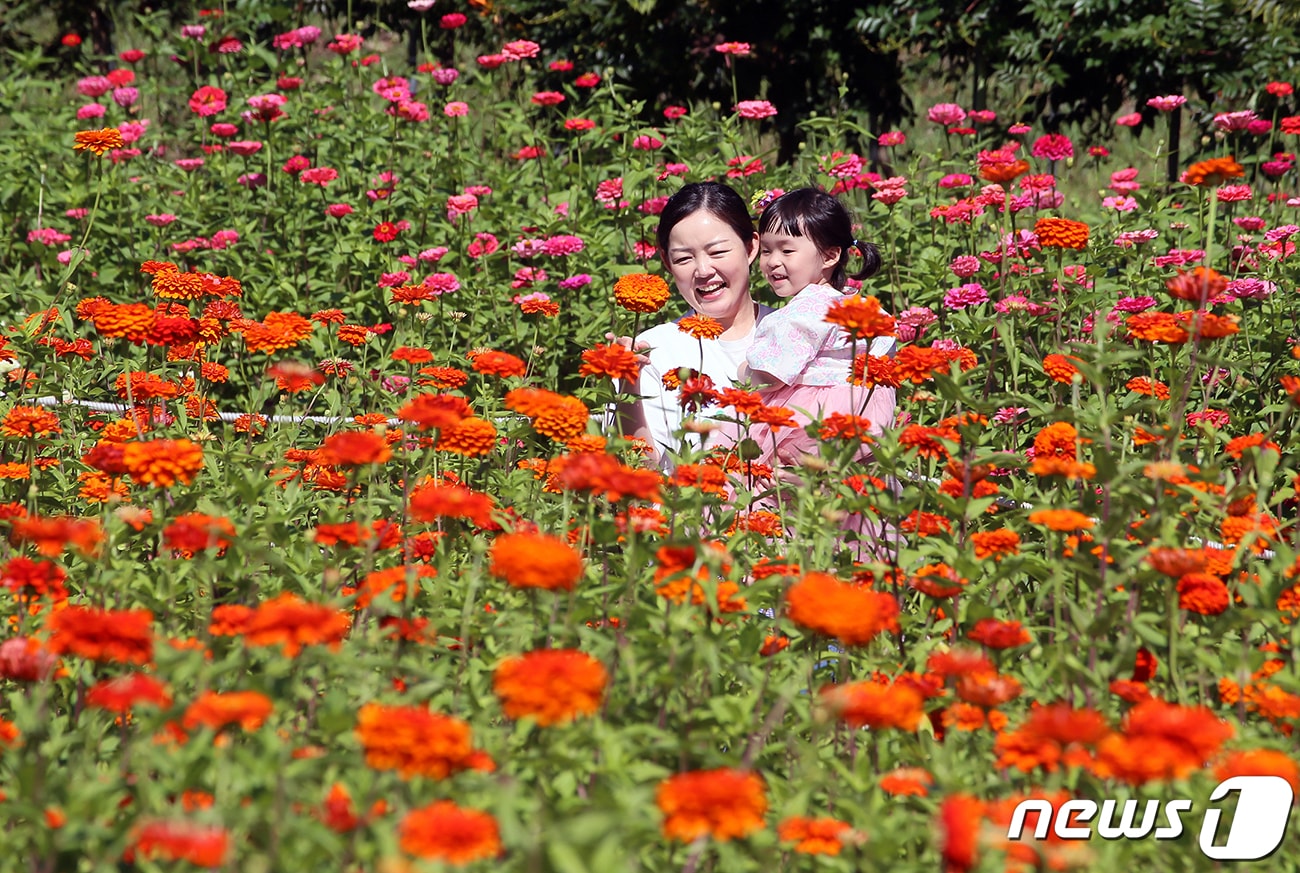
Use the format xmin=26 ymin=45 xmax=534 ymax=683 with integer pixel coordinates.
xmin=1006 ymin=776 xmax=1294 ymax=861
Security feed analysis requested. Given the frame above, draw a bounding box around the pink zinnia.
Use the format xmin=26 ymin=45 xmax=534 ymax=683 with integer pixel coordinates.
xmin=994 ymin=295 xmax=1049 ymax=316
xmin=1103 ymin=196 xmax=1138 ymax=212
xmin=735 ymin=100 xmax=777 ymax=119
xmin=112 ymin=87 xmax=139 ymax=107
xmin=531 ymin=91 xmax=565 ymax=106
xmin=77 ymin=76 xmax=112 ymax=97
xmin=1147 ymin=95 xmax=1187 ymax=112
xmin=300 ymin=167 xmax=338 ymax=186
xmin=227 ymin=140 xmax=262 ymax=156
xmin=210 ymin=122 xmax=238 ymax=138
xmin=968 ymin=110 xmax=996 ymax=124
xmin=324 ymin=203 xmax=353 ymax=218
xmin=949 ymin=255 xmax=981 ymax=278
xmin=1110 ymin=168 xmax=1140 ymax=192
xmin=1112 ymin=295 xmax=1157 ymax=313
xmin=1214 ymin=110 xmax=1257 ymax=132
xmin=878 ymin=131 xmax=905 ymax=147
xmin=558 ymin=274 xmax=592 ymax=290
xmin=76 ymin=103 xmax=106 ymax=120
xmin=144 ymin=214 xmax=177 ymax=227
xmin=432 ymin=68 xmax=460 ymax=85
xmin=328 ymin=34 xmax=363 ymax=54
xmin=245 ymin=94 xmax=287 ymax=123
xmin=927 ymin=103 xmax=965 ymax=125
xmin=189 ymin=85 xmax=227 ymax=117
xmin=447 ymin=194 xmax=478 ymax=219
xmin=938 ymin=173 xmax=972 ymax=189
xmin=174 ymin=158 xmax=204 ymax=172
xmin=1031 ymin=134 xmax=1073 ymax=160
xmin=1265 ymin=224 xmax=1299 ymax=241
xmin=542 ymin=235 xmax=584 ymax=256
xmin=444 ymin=101 xmax=469 ymax=117
xmin=632 ymin=135 xmax=664 ymax=150
xmin=1226 ymin=278 xmax=1276 ymax=300
xmin=502 ymin=40 xmax=541 ymax=60
xmin=1233 ymin=216 xmax=1266 ymax=231
xmin=872 ymin=188 xmax=906 ymax=206
xmin=943 ymin=283 xmax=988 ymax=310
xmin=1115 ymin=113 xmax=1142 ymax=127
xmin=378 ymin=272 xmax=411 ymax=288
xmin=714 ymin=42 xmax=752 ymax=56
xmin=1216 ymin=185 xmax=1253 ymax=202
xmin=1007 ymin=123 xmax=1032 ymax=135
xmin=422 ymin=273 xmax=460 ymax=295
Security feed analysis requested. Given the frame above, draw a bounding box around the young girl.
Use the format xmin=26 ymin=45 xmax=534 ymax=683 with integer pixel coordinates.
xmin=727 ymin=187 xmax=898 ymax=470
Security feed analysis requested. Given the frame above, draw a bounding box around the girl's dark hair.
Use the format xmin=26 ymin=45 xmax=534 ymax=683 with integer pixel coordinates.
xmin=757 ymin=187 xmax=882 ymax=289
xmin=656 ymin=181 xmax=756 ymax=255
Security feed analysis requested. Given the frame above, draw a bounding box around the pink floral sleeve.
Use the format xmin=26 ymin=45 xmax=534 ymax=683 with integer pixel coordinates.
xmin=745 ymin=286 xmax=839 ymax=385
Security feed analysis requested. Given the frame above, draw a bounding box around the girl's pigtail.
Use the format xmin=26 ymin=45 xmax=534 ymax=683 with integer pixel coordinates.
xmin=849 ymin=239 xmax=883 ymax=281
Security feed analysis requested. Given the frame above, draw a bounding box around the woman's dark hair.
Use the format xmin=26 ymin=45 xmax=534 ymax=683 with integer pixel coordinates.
xmin=757 ymin=187 xmax=882 ymax=289
xmin=656 ymin=181 xmax=756 ymax=255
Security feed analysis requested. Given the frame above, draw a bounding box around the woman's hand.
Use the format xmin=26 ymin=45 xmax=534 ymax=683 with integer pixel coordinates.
xmin=605 ymin=332 xmax=651 ymax=367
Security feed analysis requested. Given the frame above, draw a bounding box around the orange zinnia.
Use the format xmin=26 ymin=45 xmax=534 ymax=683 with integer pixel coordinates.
xmin=86 ymin=673 xmax=172 ymax=713
xmin=1033 ymin=217 xmax=1089 ymax=250
xmin=317 ymin=430 xmax=392 ymax=467
xmin=131 ymin=820 xmax=230 ymax=868
xmin=397 ymin=392 xmax=471 ymax=430
xmin=579 ymin=343 xmax=641 ymax=382
xmin=436 ymin=417 xmax=498 ymax=456
xmin=529 ymin=395 xmax=589 ymax=441
xmin=73 ymin=127 xmax=125 ymax=156
xmin=493 ymin=648 xmax=608 ymax=726
xmin=1126 ymin=311 xmax=1189 ymax=344
xmin=656 ymin=768 xmax=767 ymax=842
xmin=242 ymin=593 xmax=352 ymax=656
xmin=1 ymin=406 xmax=61 ymax=438
xmin=678 ymin=314 xmax=725 ymax=340
xmin=970 ymin=529 xmax=1020 ymax=560
xmin=1028 ymin=509 xmax=1094 ymax=532
xmin=469 ymin=349 xmax=527 ymax=377
xmin=47 ymin=605 xmax=153 ymax=664
xmin=1165 ymin=266 xmax=1227 ymax=303
xmin=1182 ymin=155 xmax=1245 ymax=187
xmin=1041 ymin=353 xmax=1081 ymax=383
xmin=355 ymin=702 xmax=491 ymax=780
xmin=121 ymin=439 xmax=205 ymax=488
xmin=399 ymin=801 xmax=502 ymax=863
xmin=489 ymin=531 xmax=583 ymax=591
xmin=408 ymin=480 xmax=495 ymax=527
xmin=785 ymin=572 xmax=898 ymax=646
xmin=824 ymin=294 xmax=895 ymax=339
xmin=777 ymin=815 xmax=855 ymax=856
xmin=613 ymin=273 xmax=671 ymax=313
xmin=182 ymin=690 xmax=274 ymax=732
xmin=819 ymin=678 xmax=925 ymax=730
xmin=967 ymin=618 xmax=1032 ymax=649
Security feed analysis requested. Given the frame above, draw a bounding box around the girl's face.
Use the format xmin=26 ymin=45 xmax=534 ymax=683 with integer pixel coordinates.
xmin=663 ymin=211 xmax=759 ymax=336
xmin=759 ymin=230 xmax=839 ymax=298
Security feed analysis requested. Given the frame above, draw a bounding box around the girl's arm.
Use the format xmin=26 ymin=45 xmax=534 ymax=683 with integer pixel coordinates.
xmin=746 ymin=293 xmax=838 ymax=386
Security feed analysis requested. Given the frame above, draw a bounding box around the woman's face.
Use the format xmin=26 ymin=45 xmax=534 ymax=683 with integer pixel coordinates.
xmin=663 ymin=211 xmax=758 ymax=336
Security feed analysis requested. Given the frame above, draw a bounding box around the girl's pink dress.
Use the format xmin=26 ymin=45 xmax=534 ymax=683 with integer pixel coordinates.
xmin=737 ymin=283 xmax=896 ymax=468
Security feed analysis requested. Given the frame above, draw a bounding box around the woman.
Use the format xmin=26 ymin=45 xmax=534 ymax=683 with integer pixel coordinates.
xmin=616 ymin=181 xmax=774 ymax=471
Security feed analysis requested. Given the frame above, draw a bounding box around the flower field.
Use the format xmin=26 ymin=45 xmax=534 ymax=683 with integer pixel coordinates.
xmin=5 ymin=5 xmax=1300 ymax=871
